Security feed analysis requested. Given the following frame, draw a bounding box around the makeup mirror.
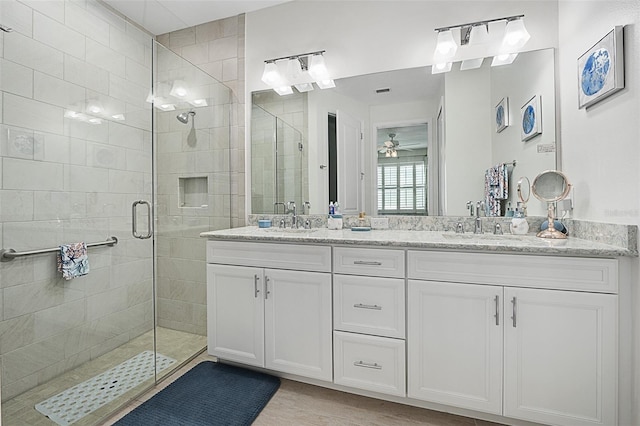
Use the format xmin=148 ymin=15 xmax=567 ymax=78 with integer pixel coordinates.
xmin=532 ymin=170 xmax=572 ymax=239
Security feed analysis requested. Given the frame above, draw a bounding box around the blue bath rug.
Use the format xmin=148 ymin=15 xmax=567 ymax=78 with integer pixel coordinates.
xmin=114 ymin=361 xmax=280 ymax=426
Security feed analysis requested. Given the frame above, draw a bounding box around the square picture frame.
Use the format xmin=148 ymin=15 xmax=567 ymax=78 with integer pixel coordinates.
xmin=520 ymin=95 xmax=542 ymax=142
xmin=495 ymin=97 xmax=509 ymax=133
xmin=578 ymin=26 xmax=624 ymax=109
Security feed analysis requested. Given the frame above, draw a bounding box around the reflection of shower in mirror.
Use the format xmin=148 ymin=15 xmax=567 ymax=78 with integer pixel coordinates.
xmin=177 ymin=111 xmax=197 ymax=146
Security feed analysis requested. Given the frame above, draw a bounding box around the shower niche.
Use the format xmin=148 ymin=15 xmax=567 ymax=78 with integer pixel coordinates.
xmin=179 ymin=176 xmax=209 ymax=208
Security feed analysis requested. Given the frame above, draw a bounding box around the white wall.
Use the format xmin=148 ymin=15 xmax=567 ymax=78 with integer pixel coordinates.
xmin=444 ymin=64 xmax=492 ymax=215
xmin=245 ymin=1 xmax=558 ymax=93
xmin=491 ymin=48 xmax=556 ymax=216
xmin=557 ymin=2 xmax=640 ymax=424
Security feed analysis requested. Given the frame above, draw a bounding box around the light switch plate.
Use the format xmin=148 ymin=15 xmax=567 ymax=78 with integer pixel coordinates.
xmin=370 ymin=217 xmax=389 ymax=229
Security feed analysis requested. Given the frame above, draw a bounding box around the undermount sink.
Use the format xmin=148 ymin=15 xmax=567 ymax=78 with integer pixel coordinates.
xmin=442 ymin=233 xmax=525 ymax=241
xmin=264 ymin=227 xmax=318 ymax=234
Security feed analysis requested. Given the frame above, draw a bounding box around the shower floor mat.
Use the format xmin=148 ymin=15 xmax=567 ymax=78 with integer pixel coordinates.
xmin=35 ymin=350 xmax=176 ymax=426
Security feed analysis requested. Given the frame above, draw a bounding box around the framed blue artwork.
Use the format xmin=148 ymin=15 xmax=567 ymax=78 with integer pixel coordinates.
xmin=520 ymin=95 xmax=541 ymax=142
xmin=578 ymin=26 xmax=624 ymax=109
xmin=495 ymin=97 xmax=509 ymax=133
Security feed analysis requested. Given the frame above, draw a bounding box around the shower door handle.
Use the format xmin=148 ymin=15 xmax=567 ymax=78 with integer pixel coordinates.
xmin=132 ymin=200 xmax=153 ymax=239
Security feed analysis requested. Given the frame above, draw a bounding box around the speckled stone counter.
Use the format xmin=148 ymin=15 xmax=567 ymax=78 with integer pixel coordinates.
xmin=201 ymin=225 xmax=637 ymax=257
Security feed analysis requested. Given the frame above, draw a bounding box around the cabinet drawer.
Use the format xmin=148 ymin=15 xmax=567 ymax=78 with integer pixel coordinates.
xmin=334 ymin=247 xmax=405 ymax=278
xmin=333 ymin=331 xmax=406 ymax=397
xmin=407 ymin=251 xmax=618 ymax=294
xmin=334 ymin=275 xmax=405 ymax=338
xmin=207 ymin=240 xmax=331 ymax=272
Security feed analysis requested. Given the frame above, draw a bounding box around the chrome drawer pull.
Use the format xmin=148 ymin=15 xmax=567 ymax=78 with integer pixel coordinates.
xmin=353 ymin=303 xmax=382 ymax=310
xmin=353 ymin=361 xmax=382 ymax=370
xmin=353 ymin=260 xmax=382 ymax=266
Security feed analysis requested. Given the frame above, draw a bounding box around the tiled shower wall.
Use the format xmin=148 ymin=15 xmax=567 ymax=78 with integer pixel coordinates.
xmin=0 ymin=0 xmax=154 ymax=400
xmin=157 ymin=15 xmax=246 ymax=228
xmin=153 ymin=45 xmax=232 ymax=335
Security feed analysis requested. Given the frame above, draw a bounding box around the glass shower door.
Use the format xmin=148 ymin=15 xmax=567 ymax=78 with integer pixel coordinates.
xmin=0 ymin=1 xmax=232 ymax=423
xmin=152 ymin=41 xmax=232 ymax=380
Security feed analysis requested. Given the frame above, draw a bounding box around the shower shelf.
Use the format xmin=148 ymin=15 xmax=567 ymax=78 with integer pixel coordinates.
xmin=0 ymin=236 xmax=118 ymax=262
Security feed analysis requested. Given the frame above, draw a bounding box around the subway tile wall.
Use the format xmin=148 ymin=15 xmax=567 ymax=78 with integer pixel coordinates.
xmin=0 ymin=0 xmax=154 ymax=400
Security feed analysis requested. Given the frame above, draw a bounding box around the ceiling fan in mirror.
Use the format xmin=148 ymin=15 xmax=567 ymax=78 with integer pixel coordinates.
xmin=379 ymin=133 xmax=400 ymax=158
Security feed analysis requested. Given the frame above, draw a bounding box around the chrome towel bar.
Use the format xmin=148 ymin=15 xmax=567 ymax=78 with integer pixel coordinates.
xmin=0 ymin=236 xmax=118 ymax=262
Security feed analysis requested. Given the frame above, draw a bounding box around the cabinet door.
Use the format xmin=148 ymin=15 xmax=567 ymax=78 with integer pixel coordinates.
xmin=504 ymin=287 xmax=617 ymax=426
xmin=408 ymin=280 xmax=503 ymax=414
xmin=207 ymin=264 xmax=264 ymax=367
xmin=264 ymin=269 xmax=332 ymax=381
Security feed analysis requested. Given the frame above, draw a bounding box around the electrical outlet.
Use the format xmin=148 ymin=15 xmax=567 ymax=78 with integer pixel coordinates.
xmin=370 ymin=217 xmax=389 ymax=229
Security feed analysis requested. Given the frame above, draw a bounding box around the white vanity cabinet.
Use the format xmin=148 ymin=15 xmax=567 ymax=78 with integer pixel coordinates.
xmin=407 ymin=250 xmax=618 ymax=426
xmin=332 ymin=247 xmax=406 ymax=397
xmin=206 ymin=241 xmax=333 ymax=381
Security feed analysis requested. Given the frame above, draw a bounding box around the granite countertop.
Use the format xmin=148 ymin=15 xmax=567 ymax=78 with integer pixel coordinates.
xmin=200 ymin=226 xmax=637 ymax=257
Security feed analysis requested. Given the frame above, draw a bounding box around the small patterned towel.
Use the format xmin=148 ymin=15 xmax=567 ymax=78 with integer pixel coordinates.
xmin=57 ymin=242 xmax=90 ymax=280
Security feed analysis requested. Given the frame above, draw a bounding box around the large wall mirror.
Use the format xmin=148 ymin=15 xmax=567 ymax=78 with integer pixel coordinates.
xmin=251 ymin=48 xmax=556 ymax=217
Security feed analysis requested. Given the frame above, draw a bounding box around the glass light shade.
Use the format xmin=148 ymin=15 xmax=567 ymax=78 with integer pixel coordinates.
xmin=431 ymin=62 xmax=452 ymax=74
xmin=170 ymin=80 xmax=188 ymax=98
xmin=274 ymin=85 xmax=293 ymax=96
xmin=391 ymin=150 xmax=398 ymax=158
xmin=434 ymin=30 xmax=457 ymax=59
xmin=294 ymin=83 xmax=314 ymax=92
xmin=385 ymin=150 xmax=391 ymax=158
xmin=86 ymin=100 xmax=103 ymax=114
xmin=460 ymin=58 xmax=484 ymax=70
xmin=469 ymin=24 xmax=489 ymax=44
xmin=188 ymin=99 xmax=208 ymax=107
xmin=491 ymin=53 xmax=518 ymax=66
xmin=308 ymin=54 xmax=329 ymax=81
xmin=261 ymin=62 xmax=282 ymax=87
xmin=156 ymin=102 xmax=176 ymax=111
xmin=316 ymin=79 xmax=335 ymax=89
xmin=502 ymin=19 xmax=531 ymax=49
xmin=287 ymin=58 xmax=303 ymax=81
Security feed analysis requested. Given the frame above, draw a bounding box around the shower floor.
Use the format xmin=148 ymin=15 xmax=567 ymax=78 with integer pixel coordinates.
xmin=1 ymin=327 xmax=206 ymax=426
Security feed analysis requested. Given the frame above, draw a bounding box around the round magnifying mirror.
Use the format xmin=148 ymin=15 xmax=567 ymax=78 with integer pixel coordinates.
xmin=532 ymin=170 xmax=571 ymax=239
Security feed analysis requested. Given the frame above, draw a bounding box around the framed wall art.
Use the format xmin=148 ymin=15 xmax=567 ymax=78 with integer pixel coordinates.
xmin=495 ymin=97 xmax=509 ymax=133
xmin=578 ymin=26 xmax=624 ymax=109
xmin=521 ymin=95 xmax=541 ymax=142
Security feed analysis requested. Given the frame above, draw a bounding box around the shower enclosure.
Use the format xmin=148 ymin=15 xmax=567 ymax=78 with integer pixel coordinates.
xmin=0 ymin=1 xmax=231 ymax=424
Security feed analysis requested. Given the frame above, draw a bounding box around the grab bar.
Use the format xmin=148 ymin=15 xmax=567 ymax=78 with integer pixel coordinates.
xmin=0 ymin=236 xmax=118 ymax=262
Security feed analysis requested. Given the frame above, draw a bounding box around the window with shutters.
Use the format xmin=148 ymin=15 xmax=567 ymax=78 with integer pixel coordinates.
xmin=377 ymin=160 xmax=426 ymax=215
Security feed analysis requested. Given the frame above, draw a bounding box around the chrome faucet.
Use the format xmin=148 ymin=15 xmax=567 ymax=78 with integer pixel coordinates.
xmin=273 ymin=202 xmax=286 ymax=214
xmin=287 ymin=201 xmax=298 ymax=228
xmin=466 ymin=201 xmax=475 ymax=217
xmin=302 ymin=201 xmax=311 ymax=215
xmin=475 ymin=201 xmax=485 ymax=234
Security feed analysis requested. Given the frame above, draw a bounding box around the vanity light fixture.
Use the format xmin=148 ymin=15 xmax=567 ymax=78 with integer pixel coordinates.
xmin=502 ymin=17 xmax=531 ymax=50
xmin=170 ymin=80 xmax=188 ymax=98
xmin=491 ymin=53 xmax=518 ymax=67
xmin=434 ymin=29 xmax=458 ymax=60
xmin=460 ymin=57 xmax=484 ymax=70
xmin=188 ymin=98 xmax=208 ymax=107
xmin=262 ymin=50 xmax=335 ymax=95
xmin=431 ymin=62 xmax=452 ymax=74
xmin=432 ymin=14 xmax=529 ymax=72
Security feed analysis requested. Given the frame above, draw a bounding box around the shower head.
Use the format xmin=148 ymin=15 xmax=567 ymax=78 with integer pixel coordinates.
xmin=177 ymin=110 xmax=196 ymax=124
